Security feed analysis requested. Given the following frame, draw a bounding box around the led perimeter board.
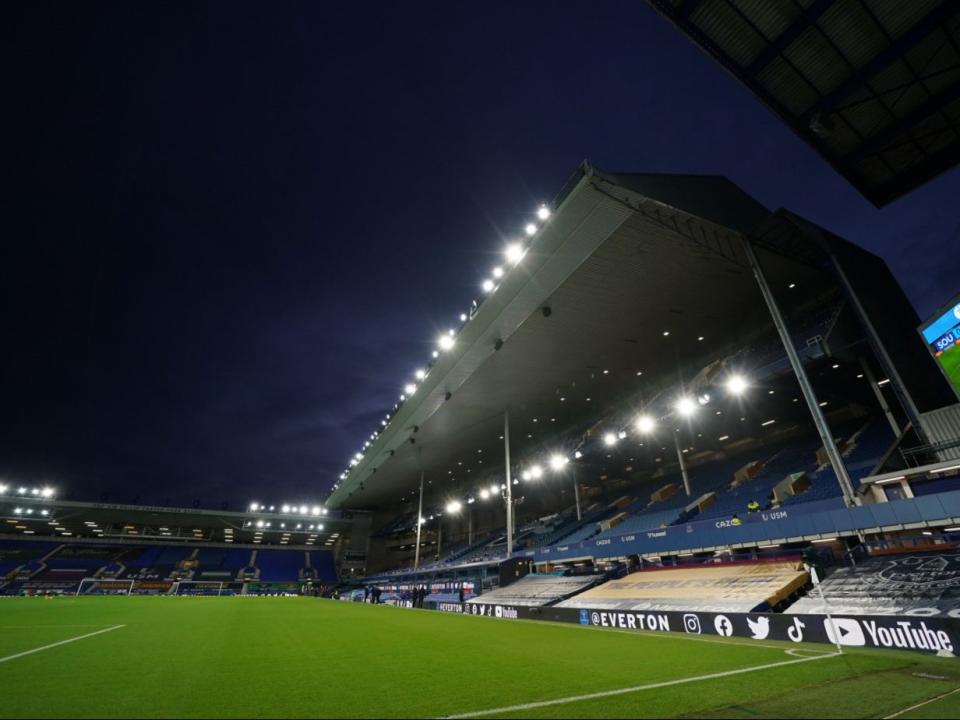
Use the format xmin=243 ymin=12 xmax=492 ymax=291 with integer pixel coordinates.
xmin=920 ymin=292 xmax=960 ymax=401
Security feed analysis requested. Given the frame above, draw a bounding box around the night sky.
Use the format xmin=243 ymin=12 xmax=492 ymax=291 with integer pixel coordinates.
xmin=3 ymin=2 xmax=959 ymax=508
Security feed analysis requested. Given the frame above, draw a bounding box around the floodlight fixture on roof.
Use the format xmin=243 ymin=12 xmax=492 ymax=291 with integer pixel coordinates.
xmin=675 ymin=396 xmax=697 ymax=417
xmin=726 ymin=375 xmax=749 ymax=395
xmin=636 ymin=415 xmax=656 ymax=434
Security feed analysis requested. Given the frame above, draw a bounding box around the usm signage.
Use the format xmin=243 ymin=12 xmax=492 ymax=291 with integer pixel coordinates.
xmin=442 ymin=603 xmax=960 ymax=655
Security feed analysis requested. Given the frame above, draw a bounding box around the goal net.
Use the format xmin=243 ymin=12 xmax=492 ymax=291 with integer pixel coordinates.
xmin=172 ymin=580 xmax=245 ymax=596
xmin=76 ymin=578 xmax=135 ymax=596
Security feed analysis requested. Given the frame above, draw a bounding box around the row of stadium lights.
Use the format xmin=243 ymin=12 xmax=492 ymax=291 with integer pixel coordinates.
xmin=0 ymin=484 xmax=55 ymax=498
xmin=425 ymin=375 xmax=753 ymax=520
xmin=246 ymin=502 xmax=327 ymax=516
xmin=244 ymin=519 xmax=325 ymax=531
xmin=333 ymin=205 xmax=554 ymax=493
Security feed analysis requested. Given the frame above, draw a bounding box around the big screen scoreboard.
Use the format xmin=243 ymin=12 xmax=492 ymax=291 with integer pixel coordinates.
xmin=920 ymin=293 xmax=960 ymax=400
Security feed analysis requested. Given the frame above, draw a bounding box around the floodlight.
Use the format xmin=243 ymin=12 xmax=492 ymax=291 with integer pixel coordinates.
xmin=17 ymin=487 xmax=27 ymax=495
xmin=636 ymin=415 xmax=656 ymax=434
xmin=697 ymin=393 xmax=711 ymax=406
xmin=445 ymin=501 xmax=462 ymax=514
xmin=521 ymin=470 xmax=532 ymax=481
xmin=726 ymin=375 xmax=748 ymax=395
xmin=404 ymin=383 xmax=416 ymax=395
xmin=536 ymin=205 xmax=550 ymax=221
xmin=504 ymin=243 xmax=524 ymax=264
xmin=574 ymin=451 xmax=582 ymax=459
xmin=675 ymin=397 xmax=697 ymax=417
xmin=40 ymin=487 xmax=54 ymax=498
xmin=482 ymin=279 xmax=495 ymax=293
xmin=438 ymin=334 xmax=455 ymax=351
xmin=256 ymin=520 xmax=264 ymax=528
xmin=0 ymin=484 xmax=6 ymax=493
xmin=618 ymin=430 xmax=627 ymax=440
xmin=479 ymin=489 xmax=490 ymax=500
xmin=489 ymin=483 xmax=500 ymax=495
xmin=30 ymin=488 xmax=39 ymax=496
xmin=530 ymin=464 xmax=543 ymax=479
xmin=415 ymin=369 xmax=426 ymax=380
xmin=281 ymin=504 xmax=290 ymax=513
xmin=603 ymin=432 xmax=618 ymax=447
xmin=299 ymin=505 xmax=308 ymax=515
xmin=249 ymin=502 xmax=259 ymax=512
xmin=312 ymin=506 xmax=321 ymax=516
xmin=524 ymin=223 xmax=537 ymax=236
xmin=549 ymin=454 xmax=568 ymax=471
xmin=492 ymin=266 xmax=504 ymax=279
xmin=317 ymin=524 xmax=324 ymax=531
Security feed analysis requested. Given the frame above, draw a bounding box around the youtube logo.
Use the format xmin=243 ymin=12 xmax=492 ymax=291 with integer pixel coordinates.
xmin=824 ymin=618 xmax=866 ymax=646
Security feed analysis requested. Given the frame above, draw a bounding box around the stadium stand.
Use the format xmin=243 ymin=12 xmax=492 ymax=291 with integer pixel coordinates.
xmin=255 ymin=548 xmax=307 ymax=581
xmin=555 ymin=559 xmax=809 ymax=614
xmin=0 ymin=539 xmax=333 ymax=593
xmin=467 ymin=574 xmax=600 ymax=607
xmin=786 ymin=549 xmax=960 ymax=618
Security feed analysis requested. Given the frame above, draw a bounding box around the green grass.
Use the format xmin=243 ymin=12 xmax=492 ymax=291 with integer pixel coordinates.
xmin=0 ymin=597 xmax=957 ymax=718
xmin=936 ymin=344 xmax=960 ymax=397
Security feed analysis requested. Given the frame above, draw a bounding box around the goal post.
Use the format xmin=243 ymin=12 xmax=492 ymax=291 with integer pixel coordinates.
xmin=76 ymin=578 xmax=135 ymax=596
xmin=172 ymin=580 xmax=245 ymax=596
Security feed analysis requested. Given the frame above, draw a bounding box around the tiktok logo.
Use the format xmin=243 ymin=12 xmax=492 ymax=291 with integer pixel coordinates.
xmin=788 ymin=618 xmax=806 ymax=642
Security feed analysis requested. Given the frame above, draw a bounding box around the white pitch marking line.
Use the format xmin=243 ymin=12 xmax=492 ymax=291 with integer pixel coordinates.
xmin=0 ymin=624 xmax=126 ymax=664
xmin=884 ymin=686 xmax=960 ymax=719
xmin=443 ymin=651 xmax=840 ymax=719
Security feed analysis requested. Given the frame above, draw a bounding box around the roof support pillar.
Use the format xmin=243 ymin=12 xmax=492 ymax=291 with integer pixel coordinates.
xmin=829 ymin=253 xmax=925 ymax=440
xmin=674 ymin=432 xmax=692 ymax=497
xmin=504 ymin=410 xmax=514 ymax=558
xmin=573 ymin=468 xmax=582 ymax=522
xmin=860 ymin=356 xmax=901 ymax=438
xmin=741 ymin=237 xmax=859 ymax=506
xmin=413 ymin=470 xmax=424 ymax=571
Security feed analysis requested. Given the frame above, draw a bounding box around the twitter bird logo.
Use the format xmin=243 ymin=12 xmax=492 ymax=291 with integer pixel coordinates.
xmin=747 ymin=616 xmax=771 ymax=640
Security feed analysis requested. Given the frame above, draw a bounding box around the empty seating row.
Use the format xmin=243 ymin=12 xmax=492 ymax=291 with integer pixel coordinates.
xmin=556 ymin=560 xmax=809 ymax=614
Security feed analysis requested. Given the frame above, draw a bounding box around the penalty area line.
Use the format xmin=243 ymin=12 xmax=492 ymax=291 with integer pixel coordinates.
xmin=0 ymin=624 xmax=126 ymax=664
xmin=443 ymin=650 xmax=840 ymax=719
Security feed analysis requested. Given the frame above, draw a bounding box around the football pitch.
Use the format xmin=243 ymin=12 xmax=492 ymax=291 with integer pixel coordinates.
xmin=1 ymin=598 xmax=959 ymax=719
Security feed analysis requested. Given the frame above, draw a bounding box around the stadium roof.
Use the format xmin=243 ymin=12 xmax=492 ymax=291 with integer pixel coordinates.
xmin=646 ymin=0 xmax=960 ymax=206
xmin=328 ymin=163 xmax=846 ymax=510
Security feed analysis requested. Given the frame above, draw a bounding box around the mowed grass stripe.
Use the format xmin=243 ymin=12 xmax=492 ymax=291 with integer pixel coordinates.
xmin=0 ymin=597 xmax=954 ymax=719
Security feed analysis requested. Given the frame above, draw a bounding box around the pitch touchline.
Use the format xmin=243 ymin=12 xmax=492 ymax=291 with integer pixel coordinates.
xmin=0 ymin=624 xmax=126 ymax=664
xmin=443 ymin=651 xmax=840 ymax=719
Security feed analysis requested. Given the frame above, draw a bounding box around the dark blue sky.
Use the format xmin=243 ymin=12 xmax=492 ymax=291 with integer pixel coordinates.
xmin=3 ymin=2 xmax=959 ymax=507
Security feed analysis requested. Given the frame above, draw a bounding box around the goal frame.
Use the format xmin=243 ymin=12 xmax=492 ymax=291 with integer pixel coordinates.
xmin=76 ymin=578 xmax=135 ymax=596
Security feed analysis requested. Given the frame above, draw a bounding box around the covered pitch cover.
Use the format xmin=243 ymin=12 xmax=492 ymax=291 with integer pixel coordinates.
xmin=920 ymin=293 xmax=960 ymax=400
